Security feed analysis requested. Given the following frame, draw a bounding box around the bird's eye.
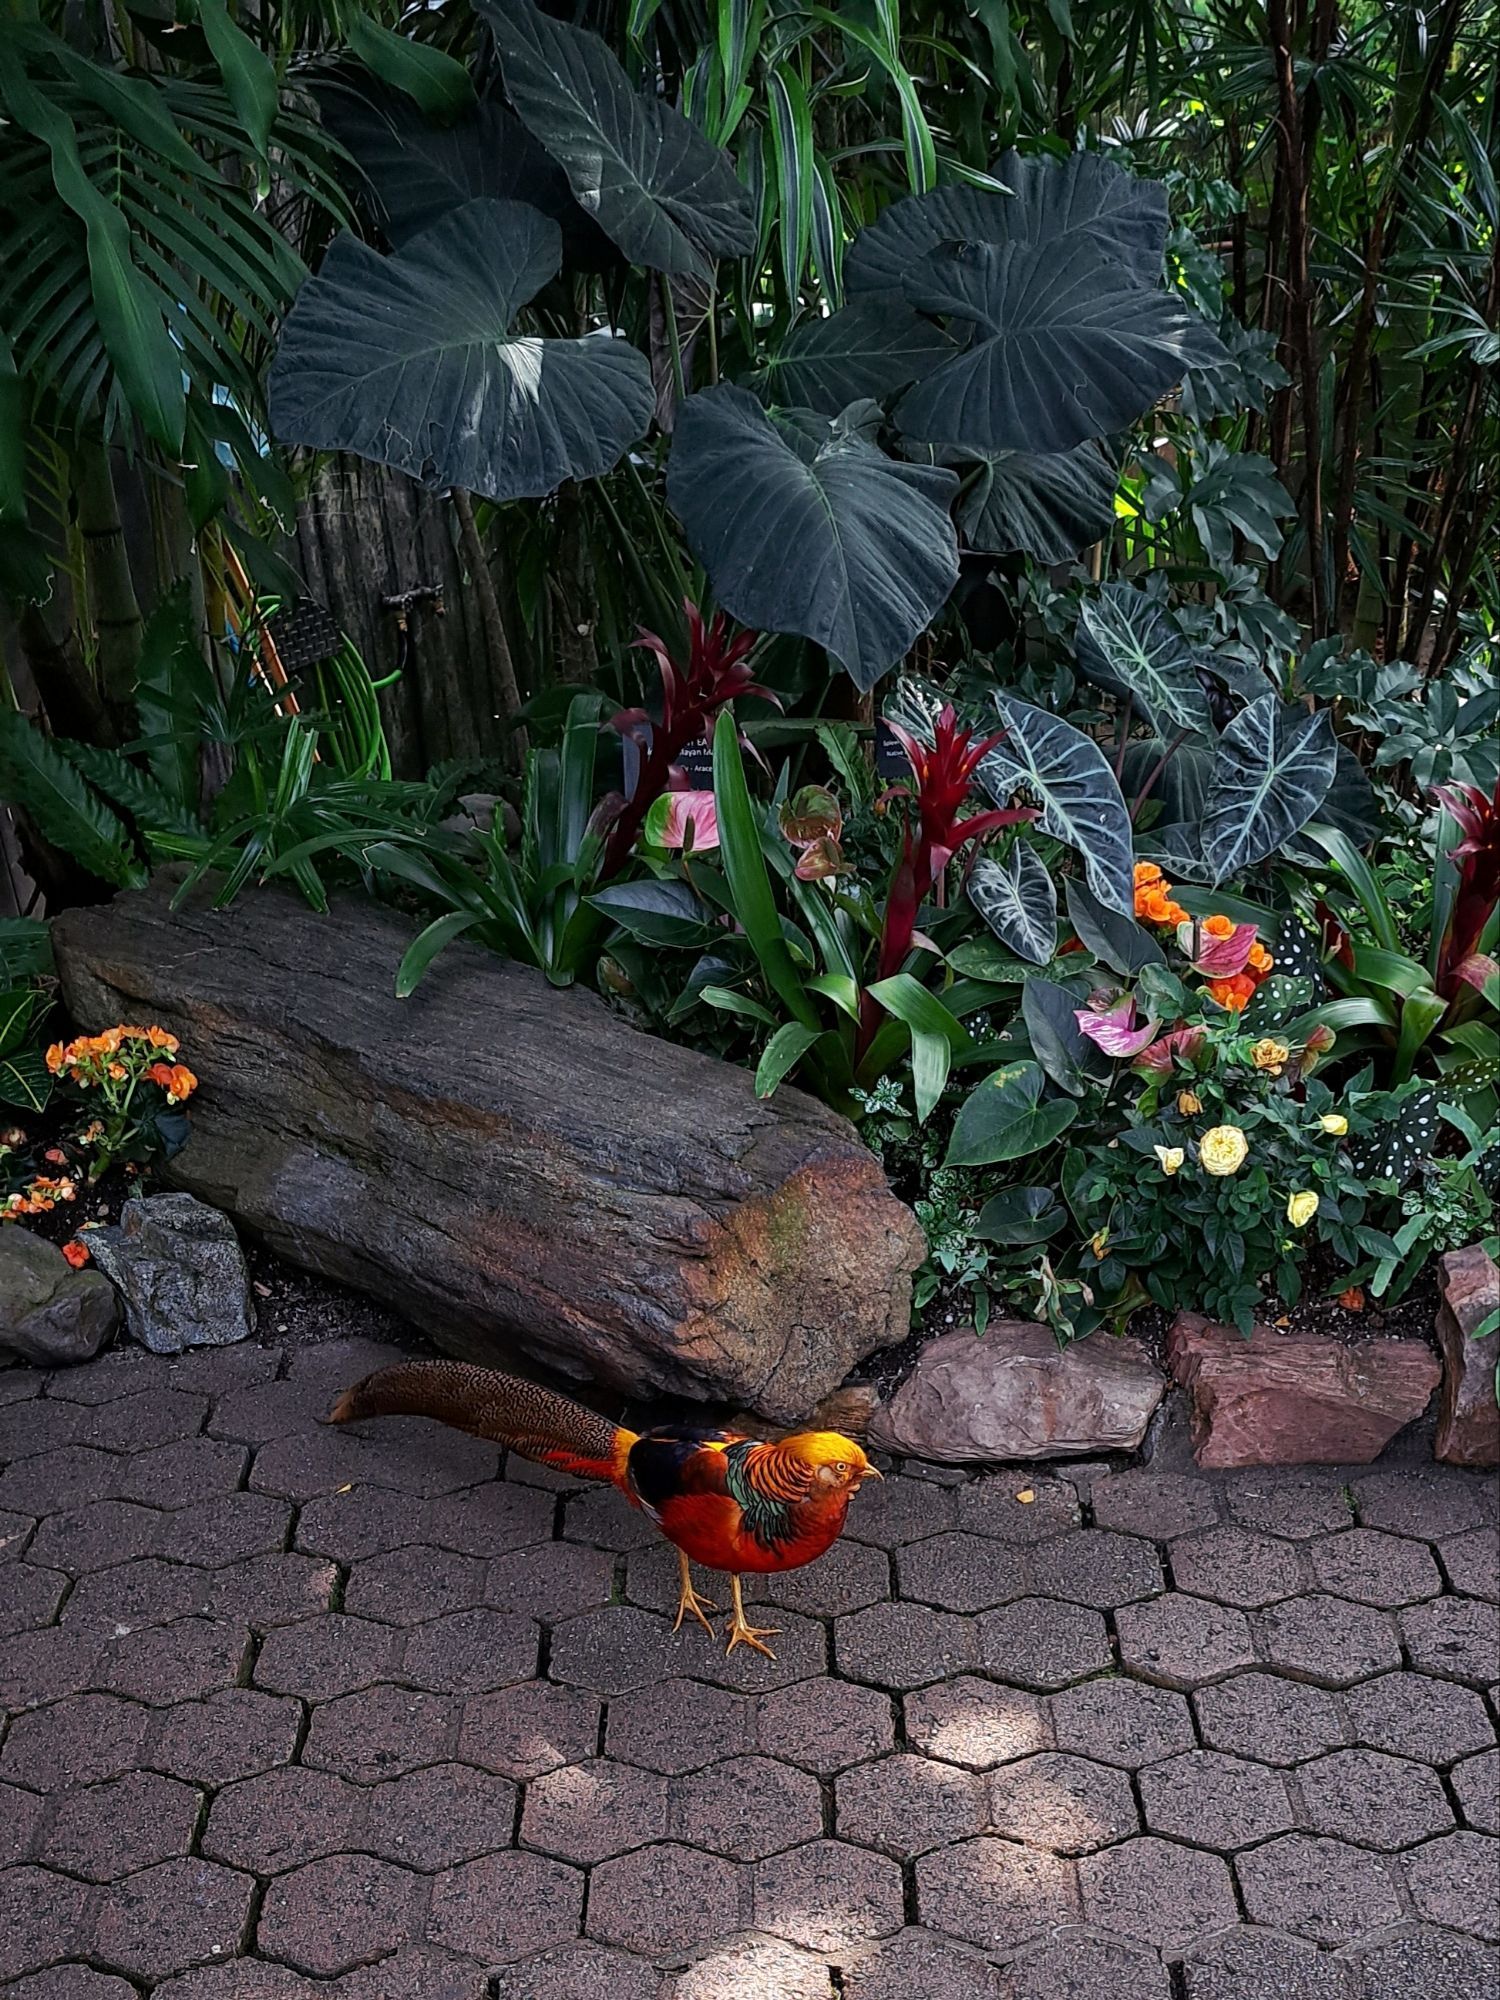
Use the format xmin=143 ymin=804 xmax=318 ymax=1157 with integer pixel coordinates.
xmin=834 ymin=1462 xmax=847 ymax=1475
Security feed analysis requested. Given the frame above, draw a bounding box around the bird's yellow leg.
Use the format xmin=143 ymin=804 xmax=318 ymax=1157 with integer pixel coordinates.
xmin=724 ymin=1574 xmax=779 ymax=1660
xmin=672 ymin=1547 xmax=719 ymax=1637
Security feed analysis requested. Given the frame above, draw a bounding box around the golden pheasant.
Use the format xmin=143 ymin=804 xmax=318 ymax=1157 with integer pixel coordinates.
xmin=327 ymin=1359 xmax=879 ymax=1658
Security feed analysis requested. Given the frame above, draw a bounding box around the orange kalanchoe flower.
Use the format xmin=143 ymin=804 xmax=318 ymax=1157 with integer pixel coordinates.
xmin=1206 ymin=974 xmax=1259 ymax=1012
xmin=1133 ymin=861 xmax=1164 ymax=887
xmin=62 ymin=1240 xmax=90 ymax=1269
xmin=146 ymin=1062 xmax=198 ymax=1104
xmin=1248 ymin=942 xmax=1273 ymax=973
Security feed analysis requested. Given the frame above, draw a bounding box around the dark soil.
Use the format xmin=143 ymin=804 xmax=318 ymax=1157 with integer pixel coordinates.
xmin=244 ymin=1241 xmax=432 ymax=1353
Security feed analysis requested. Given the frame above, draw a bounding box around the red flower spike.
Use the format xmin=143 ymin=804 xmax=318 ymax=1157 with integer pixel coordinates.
xmin=1434 ymin=777 xmax=1500 ymax=1001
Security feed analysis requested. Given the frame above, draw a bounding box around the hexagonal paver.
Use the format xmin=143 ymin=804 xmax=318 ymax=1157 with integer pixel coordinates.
xmin=668 ymin=1933 xmax=834 ymax=2000
xmin=0 ymin=1562 xmax=67 ymax=1636
xmin=461 ymin=1679 xmax=603 ymax=1780
xmin=1116 ymin=1592 xmax=1255 ymax=1689
xmin=843 ymin=1925 xmax=1008 ymax=2000
xmin=0 ymin=1624 xmax=104 ymax=1711
xmin=400 ymin=1607 xmax=539 ymax=1694
xmin=343 ymin=1544 xmax=488 ymax=1625
xmin=364 ymin=1761 xmax=519 ymax=1870
xmin=522 ymin=1757 xmax=666 ymax=1864
xmin=0 ymin=1781 xmax=43 ymax=1866
xmin=1401 ymin=1831 xmax=1500 ymax=1940
xmin=292 ymin=1483 xmax=415 ymax=1563
xmin=484 ymin=1543 xmax=616 ymax=1621
xmin=427 ymin=1850 xmax=584 ymax=1962
xmin=976 ymin=1597 xmax=1111 ymax=1689
xmin=1400 ymin=1596 xmax=1499 ymax=1684
xmin=1195 ymin=1672 xmax=1348 ymax=1766
xmin=0 ymin=1865 xmax=96 ymax=1982
xmin=1051 ymin=1678 xmax=1195 ymax=1769
xmin=1029 ymin=1530 xmax=1164 ymax=1609
xmin=0 ymin=1692 xmax=147 ymax=1789
xmin=206 ymin=1552 xmax=337 ymax=1631
xmin=756 ymin=1678 xmax=894 ymax=1775
xmin=835 ymin=1601 xmax=976 ymax=1689
xmin=29 ymin=1499 xmax=169 ymax=1574
xmin=562 ymin=1485 xmax=658 ymax=1551
xmin=41 ymin=1770 xmax=201 ymax=1881
xmin=117 ymin=1437 xmax=247 ymax=1509
xmin=956 ymin=1476 xmax=1080 ymax=1544
xmin=1350 ymin=1922 xmax=1500 ymax=2000
xmin=0 ymin=1446 xmax=129 ymax=1517
xmin=164 ymin=1491 xmax=294 ymax=1567
xmin=1236 ymin=1834 xmax=1404 ymax=1946
xmin=836 ymin=1751 xmax=986 ymax=1857
xmin=1182 ymin=1925 xmax=1355 ymax=2000
xmin=97 ymin=1615 xmax=251 ymax=1704
xmin=904 ymin=1674 xmax=1051 ymax=1769
xmin=1352 ymin=1469 xmax=1489 ymax=1540
xmin=749 ymin=1538 xmax=891 ymax=1619
xmin=1170 ymin=1525 xmax=1305 ymax=1608
xmin=914 ymin=1835 xmax=1081 ymax=1952
xmin=895 ymin=1533 xmax=1030 ymax=1611
xmin=424 ymin=1481 xmax=555 ymax=1557
xmin=1306 ymin=1530 xmax=1442 ymax=1607
xmin=63 ymin=1558 xmax=209 ymax=1633
xmin=1294 ymin=1748 xmax=1453 ymax=1851
xmin=674 ymin=1754 xmax=822 ymax=1859
xmin=302 ymin=1683 xmax=458 ymax=1780
xmin=754 ymin=1837 xmax=903 ymax=1951
xmin=1226 ymin=1478 xmax=1353 ymax=1540
xmin=1 ymin=1970 xmax=139 ymax=2000
xmin=336 ymin=1942 xmax=492 ymax=2000
xmin=1080 ymin=1836 xmax=1238 ymax=1955
xmin=492 ymin=1941 xmax=658 ymax=2000
xmin=1092 ymin=1471 xmax=1220 ymax=1541
xmin=603 ymin=1677 xmax=752 ymax=1774
xmin=1441 ymin=1527 xmax=1500 ymax=1602
xmin=987 ymin=1752 xmax=1138 ymax=1855
xmin=686 ymin=1609 xmax=827 ymax=1694
xmin=203 ymin=1765 xmax=365 ymax=1872
xmin=147 ymin=1688 xmax=302 ymax=1787
xmin=547 ymin=1607 xmax=690 ymax=1696
xmin=1256 ymin=1594 xmax=1400 ymax=1687
xmin=251 ymin=1612 xmax=400 ymax=1699
xmin=1007 ymin=1928 xmax=1173 ymax=2000
xmin=1140 ymin=1750 xmax=1294 ymax=1851
xmin=1453 ymin=1748 xmax=1499 ymax=1833
xmin=588 ymin=1843 xmax=744 ymax=1955
xmin=94 ymin=1857 xmax=254 ymax=1980
xmin=1344 ymin=1670 xmax=1494 ymax=1764
xmin=842 ymin=1473 xmax=957 ymax=1548
xmin=258 ymin=1853 xmax=426 ymax=1975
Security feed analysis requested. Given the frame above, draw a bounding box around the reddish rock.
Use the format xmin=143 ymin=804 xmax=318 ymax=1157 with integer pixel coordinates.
xmin=867 ymin=1324 xmax=1165 ymax=1464
xmin=1167 ymin=1314 xmax=1440 ymax=1469
xmin=1434 ymin=1245 xmax=1500 ymax=1468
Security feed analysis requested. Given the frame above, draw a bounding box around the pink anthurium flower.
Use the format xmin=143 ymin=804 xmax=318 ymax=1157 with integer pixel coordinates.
xmin=653 ymin=790 xmax=719 ymax=852
xmin=1074 ymin=995 xmax=1160 ymax=1059
xmin=1132 ymin=1025 xmax=1207 ymax=1074
xmin=1179 ymin=918 xmax=1259 ymax=976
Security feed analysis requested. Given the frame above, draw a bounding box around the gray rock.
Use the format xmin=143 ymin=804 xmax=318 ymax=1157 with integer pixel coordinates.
xmin=87 ymin=1193 xmax=253 ymax=1354
xmin=0 ymin=1226 xmax=119 ymax=1365
xmin=868 ymin=1324 xmax=1166 ymax=1464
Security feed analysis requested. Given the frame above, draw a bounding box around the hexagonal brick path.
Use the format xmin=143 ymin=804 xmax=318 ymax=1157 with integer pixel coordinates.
xmin=1 ymin=1338 xmax=1497 ymax=1997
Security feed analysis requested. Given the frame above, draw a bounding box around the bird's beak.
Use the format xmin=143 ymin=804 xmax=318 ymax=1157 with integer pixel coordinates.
xmin=858 ymin=1465 xmax=883 ymax=1485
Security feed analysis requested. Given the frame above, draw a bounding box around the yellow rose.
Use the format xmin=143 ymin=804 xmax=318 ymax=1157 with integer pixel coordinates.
xmin=1250 ymin=1038 xmax=1290 ymax=1073
xmin=1199 ymin=1125 xmax=1249 ymax=1176
xmin=1286 ymin=1190 xmax=1319 ymax=1228
xmin=1089 ymin=1228 xmax=1110 ymax=1259
xmin=1154 ymin=1145 xmax=1185 ymax=1175
xmin=1177 ymin=1091 xmax=1202 ymax=1115
xmin=1319 ymin=1114 xmax=1348 ymax=1136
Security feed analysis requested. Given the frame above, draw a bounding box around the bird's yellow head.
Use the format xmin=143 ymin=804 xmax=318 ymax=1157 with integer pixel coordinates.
xmin=778 ymin=1431 xmax=883 ymax=1493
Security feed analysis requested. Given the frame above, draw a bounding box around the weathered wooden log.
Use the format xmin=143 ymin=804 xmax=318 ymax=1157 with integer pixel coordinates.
xmin=54 ymin=880 xmax=924 ymax=1420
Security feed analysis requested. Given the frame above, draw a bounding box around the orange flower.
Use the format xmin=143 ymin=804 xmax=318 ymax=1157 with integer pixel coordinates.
xmin=1206 ymin=974 xmax=1258 ymax=1012
xmin=1138 ymin=884 xmax=1190 ymax=926
xmin=1338 ymin=1286 xmax=1365 ymax=1312
xmin=62 ymin=1240 xmax=90 ymax=1269
xmin=1203 ymin=914 xmax=1235 ymax=939
xmin=45 ymin=1042 xmax=68 ymax=1074
xmin=1133 ymin=861 xmax=1163 ymax=887
xmin=1248 ymin=943 xmax=1274 ymax=973
xmin=148 ymin=1062 xmax=198 ymax=1104
xmin=147 ymin=1026 xmax=179 ymax=1052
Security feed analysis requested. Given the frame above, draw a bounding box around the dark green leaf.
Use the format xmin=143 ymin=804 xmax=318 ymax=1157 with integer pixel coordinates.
xmin=1022 ymin=975 xmax=1094 ymax=1095
xmin=761 ymin=296 xmax=954 ymax=415
xmin=588 ymin=877 xmax=718 ymax=947
xmin=1201 ymin=695 xmax=1338 ymax=884
xmin=0 ymin=1048 xmax=50 ymax=1113
xmin=1075 ymin=583 xmax=1213 ymax=736
xmin=269 ymin=199 xmax=653 ymax=502
xmin=1063 ymin=877 xmax=1165 ymax=975
xmin=945 ymin=1059 xmax=1077 ymax=1166
xmin=954 ymin=441 xmax=1118 ymax=562
xmin=347 ymin=13 xmax=476 ymax=119
xmin=0 ymin=712 xmax=145 ymax=889
xmin=971 ymin=1185 xmax=1067 ymax=1245
xmin=668 ymin=390 xmax=958 ymax=691
xmin=755 ymin=1020 xmax=820 ymax=1097
xmin=967 ymin=844 xmax=1057 ymax=965
xmin=977 ymin=696 xmax=1135 ymax=914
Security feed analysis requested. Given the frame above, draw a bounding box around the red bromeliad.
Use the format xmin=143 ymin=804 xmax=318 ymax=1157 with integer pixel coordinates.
xmin=602 ymin=604 xmax=773 ymax=879
xmin=857 ymin=706 xmax=1036 ymax=1059
xmin=1434 ymin=777 xmax=1500 ymax=1000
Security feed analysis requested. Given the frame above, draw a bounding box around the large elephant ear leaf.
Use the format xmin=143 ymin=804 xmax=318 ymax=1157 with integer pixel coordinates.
xmin=667 ymin=387 xmax=959 ymax=691
xmin=954 ymin=441 xmax=1119 ymax=563
xmin=989 ymin=149 xmax=1170 ymax=282
xmin=978 ymin=695 xmax=1135 ymax=914
xmin=1200 ymin=694 xmax=1338 ymax=884
xmin=478 ymin=0 xmax=753 ymax=276
xmin=315 ymin=82 xmax=614 ymax=267
xmin=845 ymin=186 xmax=1017 ymax=296
xmin=968 ymin=844 xmax=1058 ymax=966
xmin=759 ymin=297 xmax=954 ymax=416
xmin=268 ymin=199 xmax=653 ymax=502
xmin=898 ymin=239 xmax=1223 ymax=454
xmin=1076 ymin=584 xmax=1214 ymax=736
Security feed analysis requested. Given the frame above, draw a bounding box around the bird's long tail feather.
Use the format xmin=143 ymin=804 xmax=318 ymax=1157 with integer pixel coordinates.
xmin=326 ymin=1359 xmax=637 ymax=1488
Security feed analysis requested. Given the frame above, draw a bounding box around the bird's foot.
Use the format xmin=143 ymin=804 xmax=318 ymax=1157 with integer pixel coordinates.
xmin=724 ymin=1576 xmax=778 ymax=1659
xmin=672 ymin=1581 xmax=720 ymax=1638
